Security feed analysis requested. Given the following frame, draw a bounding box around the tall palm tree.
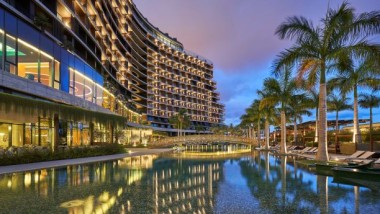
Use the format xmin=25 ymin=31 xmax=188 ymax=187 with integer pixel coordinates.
xmin=359 ymin=91 xmax=380 ymax=151
xmin=240 ymin=107 xmax=256 ymax=139
xmin=169 ymin=109 xmax=191 ymax=137
xmin=251 ymin=100 xmax=264 ymax=144
xmin=329 ymin=58 xmax=380 ymax=143
xmin=260 ymin=67 xmax=298 ymax=153
xmin=288 ymin=95 xmax=312 ymax=145
xmin=259 ymin=102 xmax=279 ymax=149
xmin=327 ymin=92 xmax=352 ymax=134
xmin=274 ymin=3 xmax=380 ymax=161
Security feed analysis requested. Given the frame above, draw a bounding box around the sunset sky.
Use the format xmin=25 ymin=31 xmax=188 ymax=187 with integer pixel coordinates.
xmin=135 ymin=0 xmax=380 ymax=125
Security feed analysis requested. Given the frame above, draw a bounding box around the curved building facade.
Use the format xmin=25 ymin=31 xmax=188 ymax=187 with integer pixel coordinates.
xmin=0 ymin=0 xmax=224 ymax=147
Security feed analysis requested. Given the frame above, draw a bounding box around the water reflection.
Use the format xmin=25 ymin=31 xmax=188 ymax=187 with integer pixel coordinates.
xmin=0 ymin=152 xmax=379 ymax=214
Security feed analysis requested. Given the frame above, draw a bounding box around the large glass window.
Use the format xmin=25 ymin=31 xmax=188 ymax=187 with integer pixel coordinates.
xmin=95 ymin=84 xmax=104 ymax=106
xmin=0 ymin=30 xmax=4 ymax=70
xmin=5 ymin=34 xmax=16 ymax=74
xmin=84 ymin=78 xmax=94 ymax=102
xmin=11 ymin=124 xmax=24 ymax=147
xmin=39 ymin=51 xmax=54 ymax=87
xmin=54 ymin=60 xmax=60 ymax=89
xmin=17 ymin=39 xmax=39 ymax=82
xmin=0 ymin=124 xmax=11 ymax=148
xmin=24 ymin=123 xmax=38 ymax=146
xmin=69 ymin=68 xmax=75 ymax=95
xmin=74 ymin=71 xmax=85 ymax=98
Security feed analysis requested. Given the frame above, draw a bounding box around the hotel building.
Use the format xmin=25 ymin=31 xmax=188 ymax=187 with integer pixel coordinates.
xmin=0 ymin=0 xmax=224 ymax=149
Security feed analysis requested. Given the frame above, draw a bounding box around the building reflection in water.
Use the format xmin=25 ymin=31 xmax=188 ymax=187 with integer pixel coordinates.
xmin=0 ymin=154 xmax=224 ymax=214
xmin=0 ymin=152 xmax=379 ymax=213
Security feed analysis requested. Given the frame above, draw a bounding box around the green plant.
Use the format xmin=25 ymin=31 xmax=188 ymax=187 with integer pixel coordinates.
xmin=0 ymin=144 xmax=126 ymax=166
xmin=34 ymin=13 xmax=51 ymax=30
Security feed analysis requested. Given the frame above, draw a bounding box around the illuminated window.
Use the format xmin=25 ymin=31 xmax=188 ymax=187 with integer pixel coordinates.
xmin=5 ymin=34 xmax=16 ymax=74
xmin=0 ymin=30 xmax=3 ymax=70
xmin=17 ymin=39 xmax=40 ymax=83
xmin=54 ymin=60 xmax=60 ymax=89
xmin=39 ymin=51 xmax=54 ymax=87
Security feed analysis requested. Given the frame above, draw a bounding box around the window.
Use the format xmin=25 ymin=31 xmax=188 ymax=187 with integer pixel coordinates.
xmin=16 ymin=38 xmax=58 ymax=87
xmin=95 ymin=84 xmax=104 ymax=106
xmin=54 ymin=60 xmax=60 ymax=89
xmin=39 ymin=51 xmax=54 ymax=86
xmin=0 ymin=30 xmax=3 ymax=70
xmin=74 ymin=71 xmax=84 ymax=98
xmin=17 ymin=39 xmax=39 ymax=82
xmin=69 ymin=68 xmax=75 ymax=95
xmin=5 ymin=34 xmax=16 ymax=74
xmin=0 ymin=124 xmax=10 ymax=148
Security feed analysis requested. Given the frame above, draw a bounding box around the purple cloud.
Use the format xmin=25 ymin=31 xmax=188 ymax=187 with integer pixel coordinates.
xmin=135 ymin=0 xmax=380 ymax=125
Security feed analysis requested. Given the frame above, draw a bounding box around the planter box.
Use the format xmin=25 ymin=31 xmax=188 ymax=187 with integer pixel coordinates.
xmin=340 ymin=142 xmax=356 ymax=155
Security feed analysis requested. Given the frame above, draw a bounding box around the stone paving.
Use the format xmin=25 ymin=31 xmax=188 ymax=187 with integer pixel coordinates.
xmin=0 ymin=148 xmax=172 ymax=175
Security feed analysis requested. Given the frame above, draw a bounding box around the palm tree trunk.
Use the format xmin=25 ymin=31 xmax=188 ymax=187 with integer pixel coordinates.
xmin=265 ymin=118 xmax=270 ymax=149
xmin=316 ymin=80 xmax=329 ymax=161
xmin=177 ymin=121 xmax=180 ymax=137
xmin=280 ymin=109 xmax=287 ymax=153
xmin=353 ymin=86 xmax=362 ymax=143
xmin=370 ymin=107 xmax=373 ymax=151
xmin=257 ymin=121 xmax=261 ymax=147
xmin=293 ymin=118 xmax=297 ymax=145
xmin=335 ymin=110 xmax=339 ymax=134
xmin=315 ymin=108 xmax=318 ymax=143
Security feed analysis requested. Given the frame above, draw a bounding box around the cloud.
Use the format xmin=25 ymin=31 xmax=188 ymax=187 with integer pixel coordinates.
xmin=135 ymin=0 xmax=380 ymax=125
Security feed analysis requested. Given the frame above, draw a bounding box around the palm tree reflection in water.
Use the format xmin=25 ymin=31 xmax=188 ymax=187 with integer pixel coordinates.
xmin=0 ymin=152 xmax=379 ymax=213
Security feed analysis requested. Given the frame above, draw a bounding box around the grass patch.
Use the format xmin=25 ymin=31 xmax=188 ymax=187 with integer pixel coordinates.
xmin=0 ymin=144 xmax=127 ymax=166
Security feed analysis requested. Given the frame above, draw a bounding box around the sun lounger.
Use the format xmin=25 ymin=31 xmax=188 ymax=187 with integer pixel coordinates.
xmin=350 ymin=159 xmax=375 ymax=164
xmin=297 ymin=147 xmax=314 ymax=154
xmin=375 ymin=158 xmax=380 ymax=164
xmin=347 ymin=150 xmax=365 ymax=159
xmin=357 ymin=151 xmax=375 ymax=159
xmin=294 ymin=147 xmax=311 ymax=153
xmin=305 ymin=147 xmax=318 ymax=153
xmin=347 ymin=151 xmax=375 ymax=163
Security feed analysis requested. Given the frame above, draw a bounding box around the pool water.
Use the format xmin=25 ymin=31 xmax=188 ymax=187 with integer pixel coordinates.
xmin=0 ymin=151 xmax=379 ymax=214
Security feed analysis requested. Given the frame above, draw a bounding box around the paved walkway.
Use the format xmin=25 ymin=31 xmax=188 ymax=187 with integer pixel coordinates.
xmin=0 ymin=148 xmax=172 ymax=175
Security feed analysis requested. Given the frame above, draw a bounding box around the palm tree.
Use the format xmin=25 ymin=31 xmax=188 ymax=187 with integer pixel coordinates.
xmin=329 ymin=58 xmax=380 ymax=143
xmin=327 ymin=92 xmax=352 ymax=134
xmin=169 ymin=109 xmax=191 ymax=137
xmin=240 ymin=104 xmax=257 ymax=140
xmin=260 ymin=67 xmax=298 ymax=153
xmin=359 ymin=91 xmax=380 ymax=151
xmin=259 ymin=102 xmax=279 ymax=149
xmin=246 ymin=100 xmax=264 ymax=144
xmin=288 ymin=95 xmax=312 ymax=145
xmin=274 ymin=3 xmax=380 ymax=161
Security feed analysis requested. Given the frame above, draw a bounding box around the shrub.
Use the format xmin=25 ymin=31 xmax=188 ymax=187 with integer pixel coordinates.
xmin=0 ymin=144 xmax=127 ymax=166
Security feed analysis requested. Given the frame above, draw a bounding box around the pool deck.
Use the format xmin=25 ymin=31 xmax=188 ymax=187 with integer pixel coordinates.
xmin=0 ymin=148 xmax=172 ymax=175
xmin=298 ymin=153 xmax=349 ymax=160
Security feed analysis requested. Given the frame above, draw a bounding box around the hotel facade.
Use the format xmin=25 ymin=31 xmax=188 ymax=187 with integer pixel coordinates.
xmin=0 ymin=0 xmax=224 ymax=149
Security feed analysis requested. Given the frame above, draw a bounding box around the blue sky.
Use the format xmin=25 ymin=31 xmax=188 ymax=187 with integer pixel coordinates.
xmin=135 ymin=0 xmax=380 ymax=125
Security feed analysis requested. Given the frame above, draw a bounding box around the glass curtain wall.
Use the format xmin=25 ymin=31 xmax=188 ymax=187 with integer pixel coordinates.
xmin=0 ymin=28 xmax=60 ymax=89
